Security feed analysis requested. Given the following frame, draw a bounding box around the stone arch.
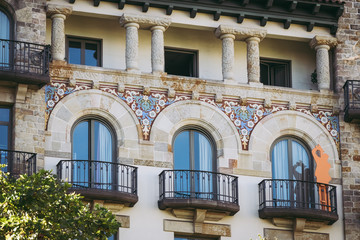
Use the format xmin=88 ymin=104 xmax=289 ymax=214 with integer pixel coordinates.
xmin=151 ymin=100 xmax=242 ymax=170
xmin=249 ymin=110 xmax=340 ymax=180
xmin=46 ymin=89 xmax=141 ymax=163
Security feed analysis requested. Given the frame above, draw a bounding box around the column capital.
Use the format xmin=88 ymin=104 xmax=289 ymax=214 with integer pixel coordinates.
xmin=119 ymin=13 xmax=171 ymax=30
xmin=215 ymin=25 xmax=266 ymax=41
xmin=46 ymin=4 xmax=72 ymax=18
xmin=310 ymin=35 xmax=337 ymax=49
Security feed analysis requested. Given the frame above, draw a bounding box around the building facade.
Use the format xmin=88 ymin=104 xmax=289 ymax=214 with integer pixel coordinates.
xmin=0 ymin=0 xmax=359 ymax=239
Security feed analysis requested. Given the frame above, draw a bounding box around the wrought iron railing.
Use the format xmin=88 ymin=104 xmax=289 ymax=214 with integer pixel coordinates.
xmin=56 ymin=160 xmax=137 ymax=195
xmin=0 ymin=149 xmax=37 ymax=176
xmin=343 ymin=80 xmax=360 ymax=121
xmin=259 ymin=179 xmax=337 ymax=213
xmin=159 ymin=170 xmax=238 ymax=204
xmin=0 ymin=38 xmax=50 ymax=76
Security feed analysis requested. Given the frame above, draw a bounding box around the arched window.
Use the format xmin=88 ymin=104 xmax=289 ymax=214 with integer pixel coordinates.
xmin=271 ymin=137 xmax=314 ymax=182
xmin=0 ymin=9 xmax=10 ymax=40
xmin=173 ymin=128 xmax=216 ymax=198
xmin=173 ymin=128 xmax=215 ymax=172
xmin=0 ymin=9 xmax=11 ymax=68
xmin=72 ymin=118 xmax=116 ymax=189
xmin=271 ymin=137 xmax=315 ymax=207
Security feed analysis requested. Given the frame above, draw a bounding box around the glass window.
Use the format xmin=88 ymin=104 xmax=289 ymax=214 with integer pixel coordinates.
xmin=0 ymin=107 xmax=11 ymax=150
xmin=67 ymin=37 xmax=101 ymax=67
xmin=0 ymin=107 xmax=11 ymax=172
xmin=260 ymin=58 xmax=291 ymax=87
xmin=72 ymin=119 xmax=115 ymax=189
xmin=173 ymin=129 xmax=214 ymax=172
xmin=0 ymin=9 xmax=10 ymax=68
xmin=165 ymin=48 xmax=198 ymax=77
xmin=271 ymin=137 xmax=314 ymax=207
xmin=173 ymin=129 xmax=215 ymax=199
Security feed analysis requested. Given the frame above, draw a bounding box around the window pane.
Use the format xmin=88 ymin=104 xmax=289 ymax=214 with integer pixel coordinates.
xmin=174 ymin=131 xmax=190 ymax=170
xmin=68 ymin=41 xmax=81 ymax=65
xmin=291 ymin=141 xmax=310 ymax=181
xmin=72 ymin=121 xmax=89 ymax=160
xmin=0 ymin=125 xmax=8 ymax=149
xmin=0 ymin=108 xmax=10 ymax=122
xmin=0 ymin=11 xmax=10 ymax=40
xmin=272 ymin=139 xmax=289 ymax=179
xmin=193 ymin=132 xmax=213 ymax=172
xmin=85 ymin=43 xmax=98 ymax=66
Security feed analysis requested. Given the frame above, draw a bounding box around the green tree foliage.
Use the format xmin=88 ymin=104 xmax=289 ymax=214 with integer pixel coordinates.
xmin=0 ymin=168 xmax=120 ymax=240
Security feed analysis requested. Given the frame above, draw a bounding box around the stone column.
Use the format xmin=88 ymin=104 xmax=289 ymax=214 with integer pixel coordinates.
xmin=220 ymin=34 xmax=235 ymax=81
xmin=246 ymin=37 xmax=261 ymax=83
xmin=124 ymin=22 xmax=140 ymax=71
xmin=310 ymin=36 xmax=338 ymax=91
xmin=46 ymin=4 xmax=72 ymax=61
xmin=151 ymin=26 xmax=166 ymax=74
xmin=215 ymin=25 xmax=266 ymax=84
xmin=120 ymin=14 xmax=171 ymax=73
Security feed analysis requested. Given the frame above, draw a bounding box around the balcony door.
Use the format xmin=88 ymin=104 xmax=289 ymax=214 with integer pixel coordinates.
xmin=0 ymin=9 xmax=10 ymax=69
xmin=173 ymin=129 xmax=215 ymax=199
xmin=272 ymin=137 xmax=314 ymax=207
xmin=72 ymin=119 xmax=115 ymax=190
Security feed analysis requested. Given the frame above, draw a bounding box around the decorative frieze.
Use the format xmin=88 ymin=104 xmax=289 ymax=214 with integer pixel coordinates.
xmin=45 ymin=83 xmax=339 ymax=151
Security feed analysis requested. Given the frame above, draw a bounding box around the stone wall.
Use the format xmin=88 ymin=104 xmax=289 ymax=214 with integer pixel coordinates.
xmin=3 ymin=0 xmax=47 ymax=43
xmin=0 ymin=0 xmax=47 ymax=168
xmin=335 ymin=0 xmax=360 ymax=239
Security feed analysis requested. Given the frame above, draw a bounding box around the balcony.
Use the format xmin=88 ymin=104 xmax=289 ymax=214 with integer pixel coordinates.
xmin=258 ymin=179 xmax=338 ymax=225
xmin=57 ymin=160 xmax=138 ymax=206
xmin=344 ymin=80 xmax=360 ymax=122
xmin=0 ymin=39 xmax=50 ymax=86
xmin=0 ymin=149 xmax=37 ymax=177
xmin=158 ymin=170 xmax=239 ymax=216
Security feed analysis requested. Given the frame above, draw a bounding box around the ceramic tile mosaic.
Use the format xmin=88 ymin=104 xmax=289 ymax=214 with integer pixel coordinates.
xmin=45 ymin=83 xmax=340 ymax=151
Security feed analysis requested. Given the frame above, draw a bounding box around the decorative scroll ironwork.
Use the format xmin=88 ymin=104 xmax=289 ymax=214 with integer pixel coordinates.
xmin=0 ymin=149 xmax=37 ymax=177
xmin=57 ymin=160 xmax=137 ymax=195
xmin=258 ymin=179 xmax=337 ymax=213
xmin=0 ymin=38 xmax=50 ymax=76
xmin=45 ymin=83 xmax=340 ymax=151
xmin=159 ymin=170 xmax=238 ymax=204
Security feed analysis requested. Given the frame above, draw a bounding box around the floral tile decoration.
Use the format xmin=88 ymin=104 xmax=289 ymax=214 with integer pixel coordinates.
xmin=45 ymin=83 xmax=340 ymax=151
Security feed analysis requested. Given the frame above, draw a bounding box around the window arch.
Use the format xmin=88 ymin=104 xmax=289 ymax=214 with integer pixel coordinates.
xmin=271 ymin=136 xmax=314 ymax=182
xmin=71 ymin=117 xmax=116 ymax=189
xmin=173 ymin=127 xmax=216 ymax=172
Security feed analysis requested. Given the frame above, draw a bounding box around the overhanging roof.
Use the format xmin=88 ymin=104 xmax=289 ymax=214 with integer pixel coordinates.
xmin=69 ymin=0 xmax=344 ymax=34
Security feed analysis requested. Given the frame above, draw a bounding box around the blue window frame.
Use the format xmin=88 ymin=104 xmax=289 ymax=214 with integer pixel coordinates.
xmin=0 ymin=107 xmax=11 ymax=172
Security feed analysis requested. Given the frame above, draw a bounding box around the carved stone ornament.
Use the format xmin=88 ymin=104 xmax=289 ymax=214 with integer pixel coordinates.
xmin=310 ymin=36 xmax=338 ymax=49
xmin=119 ymin=13 xmax=171 ymax=30
xmin=215 ymin=25 xmax=267 ymax=41
xmin=46 ymin=4 xmax=73 ymax=18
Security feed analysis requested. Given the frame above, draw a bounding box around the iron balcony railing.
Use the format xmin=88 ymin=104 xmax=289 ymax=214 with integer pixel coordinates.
xmin=0 ymin=38 xmax=50 ymax=76
xmin=159 ymin=170 xmax=238 ymax=204
xmin=56 ymin=160 xmax=138 ymax=195
xmin=259 ymin=179 xmax=337 ymax=213
xmin=343 ymin=80 xmax=360 ymax=122
xmin=0 ymin=149 xmax=37 ymax=176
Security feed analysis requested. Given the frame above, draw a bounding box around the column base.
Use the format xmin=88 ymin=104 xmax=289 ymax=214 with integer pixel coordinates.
xmin=248 ymin=81 xmax=263 ymax=87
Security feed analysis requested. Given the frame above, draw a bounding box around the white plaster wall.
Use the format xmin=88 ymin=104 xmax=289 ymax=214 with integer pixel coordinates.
xmin=260 ymin=38 xmax=317 ymax=90
xmin=115 ymin=168 xmax=345 ymax=240
xmin=46 ymin=16 xmax=316 ymax=89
